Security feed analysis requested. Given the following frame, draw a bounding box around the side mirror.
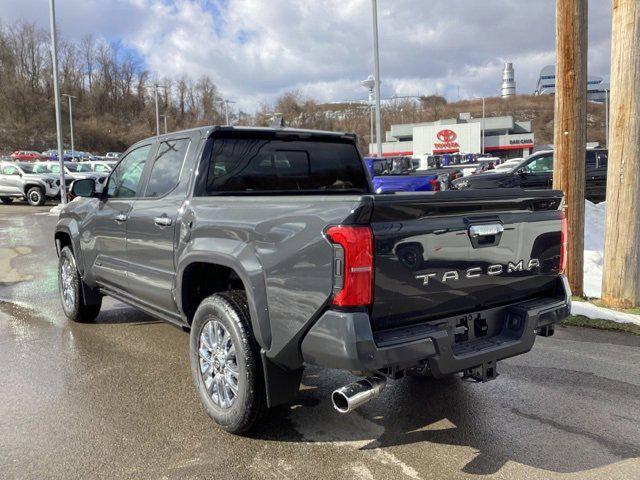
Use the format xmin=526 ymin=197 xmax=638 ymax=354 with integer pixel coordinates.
xmin=517 ymin=168 xmax=526 ymax=177
xmin=71 ymin=178 xmax=95 ymax=198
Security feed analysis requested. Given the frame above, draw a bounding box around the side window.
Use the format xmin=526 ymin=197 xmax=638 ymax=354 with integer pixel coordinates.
xmin=525 ymin=155 xmax=553 ymax=173
xmin=144 ymin=138 xmax=190 ymax=198
xmin=3 ymin=165 xmax=19 ymax=175
xmin=94 ymin=164 xmax=108 ymax=173
xmin=107 ymin=145 xmax=151 ymax=198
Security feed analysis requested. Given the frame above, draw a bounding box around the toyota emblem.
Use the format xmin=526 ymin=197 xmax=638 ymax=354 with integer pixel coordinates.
xmin=437 ymin=129 xmax=457 ymax=142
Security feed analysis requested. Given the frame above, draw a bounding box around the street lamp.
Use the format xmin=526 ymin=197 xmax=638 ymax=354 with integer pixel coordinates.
xmin=48 ymin=0 xmax=67 ymax=203
xmin=62 ymin=94 xmax=76 ymax=160
xmin=370 ymin=0 xmax=383 ymax=159
xmin=215 ymin=98 xmax=236 ymax=125
xmin=148 ymin=83 xmax=167 ymax=137
xmin=160 ymin=114 xmax=169 ymax=134
xmin=605 ymin=88 xmax=609 ymax=149
xmin=361 ymin=75 xmax=375 ymax=155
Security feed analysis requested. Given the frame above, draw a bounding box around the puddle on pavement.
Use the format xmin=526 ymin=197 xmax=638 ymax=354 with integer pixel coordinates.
xmin=0 ymin=246 xmax=34 ymax=284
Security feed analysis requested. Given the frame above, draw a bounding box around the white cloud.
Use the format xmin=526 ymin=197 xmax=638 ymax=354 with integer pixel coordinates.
xmin=0 ymin=0 xmax=612 ymax=111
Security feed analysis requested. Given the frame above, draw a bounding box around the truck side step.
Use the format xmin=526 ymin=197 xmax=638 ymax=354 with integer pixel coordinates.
xmin=462 ymin=360 xmax=499 ymax=382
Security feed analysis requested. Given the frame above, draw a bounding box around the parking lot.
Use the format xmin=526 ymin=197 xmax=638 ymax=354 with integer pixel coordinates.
xmin=1 ymin=203 xmax=639 ymax=480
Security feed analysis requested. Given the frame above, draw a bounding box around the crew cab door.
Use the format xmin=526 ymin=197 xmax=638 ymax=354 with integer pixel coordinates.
xmin=84 ymin=144 xmax=152 ymax=292
xmin=124 ymin=135 xmax=195 ymax=315
xmin=518 ymin=154 xmax=553 ymax=189
xmin=0 ymin=164 xmax=23 ymax=195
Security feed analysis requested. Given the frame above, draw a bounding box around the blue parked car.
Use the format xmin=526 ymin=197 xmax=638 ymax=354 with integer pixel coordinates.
xmin=364 ymin=156 xmax=445 ymax=193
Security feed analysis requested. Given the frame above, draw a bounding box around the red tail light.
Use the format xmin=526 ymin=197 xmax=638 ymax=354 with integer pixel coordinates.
xmin=560 ymin=210 xmax=568 ymax=274
xmin=325 ymin=226 xmax=373 ymax=307
xmin=430 ymin=178 xmax=439 ymax=191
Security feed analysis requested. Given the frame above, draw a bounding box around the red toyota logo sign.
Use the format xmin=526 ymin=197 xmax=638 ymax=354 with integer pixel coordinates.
xmin=437 ymin=129 xmax=457 ymax=142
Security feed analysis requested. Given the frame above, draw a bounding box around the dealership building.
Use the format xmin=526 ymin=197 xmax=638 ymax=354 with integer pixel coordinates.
xmin=369 ymin=114 xmax=535 ymax=160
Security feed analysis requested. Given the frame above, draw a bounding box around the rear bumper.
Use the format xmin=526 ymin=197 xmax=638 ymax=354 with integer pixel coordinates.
xmin=301 ymin=276 xmax=571 ymax=375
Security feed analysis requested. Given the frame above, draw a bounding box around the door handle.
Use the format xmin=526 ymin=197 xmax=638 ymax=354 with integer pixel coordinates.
xmin=114 ymin=213 xmax=127 ymax=223
xmin=154 ymin=216 xmax=172 ymax=227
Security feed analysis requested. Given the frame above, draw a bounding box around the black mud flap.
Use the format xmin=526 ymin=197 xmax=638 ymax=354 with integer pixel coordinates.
xmin=462 ymin=360 xmax=499 ymax=382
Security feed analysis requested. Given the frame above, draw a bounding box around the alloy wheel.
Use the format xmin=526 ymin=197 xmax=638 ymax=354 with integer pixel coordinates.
xmin=60 ymin=256 xmax=76 ymax=310
xmin=198 ymin=319 xmax=239 ymax=409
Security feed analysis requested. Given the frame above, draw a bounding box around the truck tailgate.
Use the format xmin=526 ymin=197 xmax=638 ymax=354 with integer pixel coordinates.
xmin=370 ymin=189 xmax=564 ymax=331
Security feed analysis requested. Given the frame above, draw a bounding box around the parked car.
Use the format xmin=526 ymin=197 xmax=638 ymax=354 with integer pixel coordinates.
xmin=452 ymin=149 xmax=608 ymax=203
xmin=36 ymin=161 xmax=108 ymax=193
xmin=0 ymin=161 xmax=60 ymax=205
xmin=10 ymin=150 xmax=42 ymax=161
xmin=364 ymin=156 xmax=440 ymax=193
xmin=491 ymin=158 xmax=524 ymax=173
xmin=105 ymin=152 xmax=123 ymax=159
xmin=49 ymin=150 xmax=74 ymax=162
xmin=86 ymin=160 xmax=118 ymax=173
xmin=55 ymin=126 xmax=569 ymax=434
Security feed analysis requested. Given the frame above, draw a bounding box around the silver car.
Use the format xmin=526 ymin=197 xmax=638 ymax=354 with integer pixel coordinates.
xmin=36 ymin=161 xmax=109 ymax=193
xmin=0 ymin=162 xmax=61 ymax=206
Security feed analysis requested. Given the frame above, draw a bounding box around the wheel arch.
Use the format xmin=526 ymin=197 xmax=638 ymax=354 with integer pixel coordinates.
xmin=54 ymin=221 xmax=84 ymax=274
xmin=22 ymin=181 xmax=45 ymax=195
xmin=177 ymin=250 xmax=271 ymax=352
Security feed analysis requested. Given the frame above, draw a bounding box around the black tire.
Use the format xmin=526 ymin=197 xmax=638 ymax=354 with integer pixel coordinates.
xmin=26 ymin=186 xmax=45 ymax=206
xmin=0 ymin=197 xmax=14 ymax=204
xmin=58 ymin=246 xmax=102 ymax=322
xmin=190 ymin=291 xmax=266 ymax=434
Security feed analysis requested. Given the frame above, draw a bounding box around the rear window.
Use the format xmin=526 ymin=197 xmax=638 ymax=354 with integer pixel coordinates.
xmin=199 ymin=133 xmax=369 ymax=194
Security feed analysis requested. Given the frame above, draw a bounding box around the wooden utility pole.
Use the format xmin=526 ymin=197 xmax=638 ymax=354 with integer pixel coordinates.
xmin=553 ymin=0 xmax=588 ymax=296
xmin=602 ymin=0 xmax=640 ymax=308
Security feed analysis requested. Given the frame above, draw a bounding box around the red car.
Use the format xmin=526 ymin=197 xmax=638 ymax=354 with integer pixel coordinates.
xmin=10 ymin=150 xmax=42 ymax=161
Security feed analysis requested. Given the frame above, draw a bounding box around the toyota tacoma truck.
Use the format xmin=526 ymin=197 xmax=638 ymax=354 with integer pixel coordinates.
xmin=54 ymin=126 xmax=571 ymax=433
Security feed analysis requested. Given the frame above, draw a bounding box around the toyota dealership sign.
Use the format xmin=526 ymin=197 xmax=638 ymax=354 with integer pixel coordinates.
xmin=413 ymin=122 xmax=482 ymax=155
xmin=434 ymin=129 xmax=460 ymax=152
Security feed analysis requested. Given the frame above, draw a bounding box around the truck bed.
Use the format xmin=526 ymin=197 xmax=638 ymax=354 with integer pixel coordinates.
xmin=368 ymin=189 xmax=564 ymax=331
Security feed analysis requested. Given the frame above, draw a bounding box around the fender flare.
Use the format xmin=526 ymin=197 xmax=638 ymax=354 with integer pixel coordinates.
xmin=54 ymin=220 xmax=84 ymax=274
xmin=22 ymin=180 xmax=47 ymax=196
xmin=176 ymin=241 xmax=272 ymax=351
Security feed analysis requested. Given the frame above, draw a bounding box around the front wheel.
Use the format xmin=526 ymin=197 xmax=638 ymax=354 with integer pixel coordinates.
xmin=58 ymin=246 xmax=102 ymax=322
xmin=26 ymin=186 xmax=45 ymax=206
xmin=189 ymin=291 xmax=266 ymax=434
xmin=0 ymin=197 xmax=14 ymax=204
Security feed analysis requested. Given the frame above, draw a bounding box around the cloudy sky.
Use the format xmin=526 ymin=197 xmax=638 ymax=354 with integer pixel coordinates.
xmin=0 ymin=0 xmax=613 ymax=111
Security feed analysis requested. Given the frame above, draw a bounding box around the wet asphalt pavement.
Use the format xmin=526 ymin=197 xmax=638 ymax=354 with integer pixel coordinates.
xmin=1 ymin=203 xmax=639 ymax=480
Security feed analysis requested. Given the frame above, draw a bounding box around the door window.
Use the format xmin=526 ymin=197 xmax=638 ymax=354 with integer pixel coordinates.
xmin=144 ymin=138 xmax=190 ymax=198
xmin=94 ymin=164 xmax=109 ymax=173
xmin=524 ymin=155 xmax=553 ymax=173
xmin=107 ymin=145 xmax=151 ymax=198
xmin=3 ymin=165 xmax=20 ymax=175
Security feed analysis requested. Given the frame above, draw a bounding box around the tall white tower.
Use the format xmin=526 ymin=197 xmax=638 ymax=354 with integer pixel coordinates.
xmin=501 ymin=62 xmax=516 ymax=98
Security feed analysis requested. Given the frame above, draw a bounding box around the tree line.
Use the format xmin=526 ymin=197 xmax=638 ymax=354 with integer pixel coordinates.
xmin=0 ymin=22 xmax=606 ymax=155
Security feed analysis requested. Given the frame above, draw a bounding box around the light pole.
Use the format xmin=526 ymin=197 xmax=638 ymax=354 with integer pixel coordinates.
xmin=361 ymin=75 xmax=375 ymax=155
xmin=216 ymin=99 xmax=236 ymax=125
xmin=481 ymin=96 xmax=485 ymax=155
xmin=160 ymin=114 xmax=169 ymax=134
xmin=62 ymin=94 xmax=76 ymax=160
xmin=149 ymin=83 xmax=167 ymax=137
xmin=370 ymin=0 xmax=383 ymax=159
xmin=605 ymin=88 xmax=609 ymax=149
xmin=48 ymin=0 xmax=66 ymax=203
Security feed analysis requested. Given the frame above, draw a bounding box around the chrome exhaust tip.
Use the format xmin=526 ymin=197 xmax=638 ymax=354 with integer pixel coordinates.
xmin=331 ymin=376 xmax=387 ymax=413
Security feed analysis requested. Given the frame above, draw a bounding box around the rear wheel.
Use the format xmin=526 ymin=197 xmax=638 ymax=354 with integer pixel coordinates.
xmin=0 ymin=197 xmax=14 ymax=204
xmin=26 ymin=186 xmax=45 ymax=206
xmin=58 ymin=246 xmax=102 ymax=322
xmin=190 ymin=291 xmax=266 ymax=434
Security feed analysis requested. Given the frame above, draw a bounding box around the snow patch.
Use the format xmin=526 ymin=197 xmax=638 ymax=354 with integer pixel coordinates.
xmin=571 ymin=301 xmax=640 ymax=327
xmin=583 ymin=200 xmax=606 ymax=298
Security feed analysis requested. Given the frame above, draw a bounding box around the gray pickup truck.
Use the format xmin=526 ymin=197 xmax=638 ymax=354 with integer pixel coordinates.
xmin=55 ymin=126 xmax=570 ymax=433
